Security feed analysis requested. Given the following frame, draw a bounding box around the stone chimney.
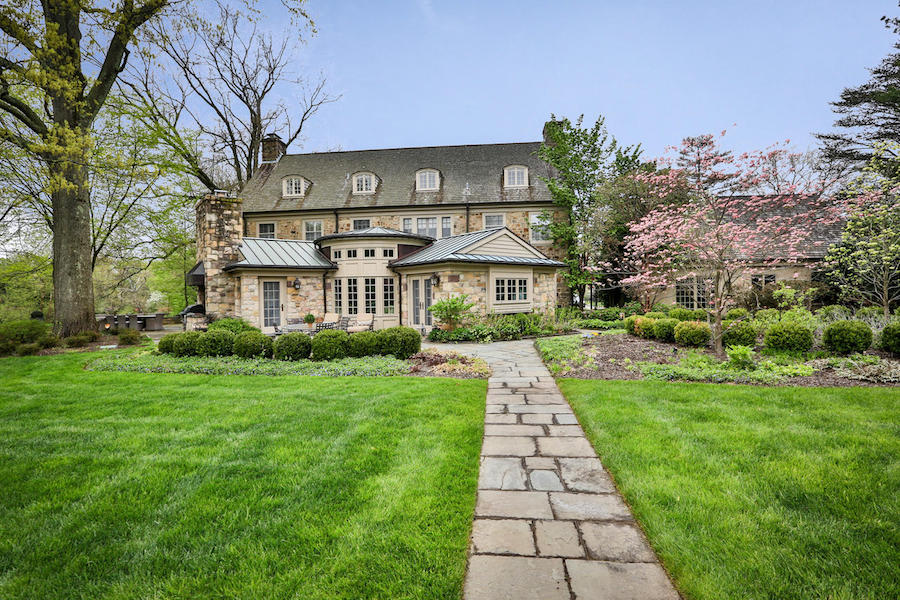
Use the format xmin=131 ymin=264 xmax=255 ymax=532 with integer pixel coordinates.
xmin=195 ymin=191 xmax=243 ymax=319
xmin=542 ymin=118 xmax=559 ymax=147
xmin=261 ymin=133 xmax=286 ymax=163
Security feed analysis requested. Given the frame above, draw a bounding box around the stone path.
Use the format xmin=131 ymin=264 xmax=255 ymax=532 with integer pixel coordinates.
xmin=426 ymin=339 xmax=679 ymax=600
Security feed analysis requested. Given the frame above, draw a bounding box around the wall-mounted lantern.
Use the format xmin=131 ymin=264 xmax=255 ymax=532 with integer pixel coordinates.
xmin=430 ymin=273 xmax=440 ymax=287
xmin=292 ymin=278 xmax=302 ymax=290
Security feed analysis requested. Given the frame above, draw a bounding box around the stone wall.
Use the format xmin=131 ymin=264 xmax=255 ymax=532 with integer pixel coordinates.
xmin=196 ymin=193 xmax=242 ymax=318
xmin=238 ymin=273 xmax=325 ymax=328
xmin=532 ymin=270 xmax=558 ymax=313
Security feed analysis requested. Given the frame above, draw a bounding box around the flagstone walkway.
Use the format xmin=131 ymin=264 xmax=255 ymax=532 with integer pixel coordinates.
xmin=425 ymin=339 xmax=680 ymax=600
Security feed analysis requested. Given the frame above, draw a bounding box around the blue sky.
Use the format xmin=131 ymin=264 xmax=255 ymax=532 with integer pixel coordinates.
xmin=263 ymin=0 xmax=895 ymax=159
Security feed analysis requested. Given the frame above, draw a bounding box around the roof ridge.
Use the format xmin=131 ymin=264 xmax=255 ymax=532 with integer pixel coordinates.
xmin=280 ymin=141 xmax=542 ymax=158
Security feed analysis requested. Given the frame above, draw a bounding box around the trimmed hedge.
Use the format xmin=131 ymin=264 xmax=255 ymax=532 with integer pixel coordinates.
xmin=198 ymin=330 xmax=235 ymax=357
xmin=764 ymin=321 xmax=813 ymax=352
xmin=725 ymin=308 xmax=749 ymax=320
xmin=882 ymin=322 xmax=900 ymax=354
xmin=653 ymin=318 xmax=680 ymax=342
xmin=633 ymin=316 xmax=657 ymax=339
xmin=592 ymin=307 xmax=622 ymax=321
xmin=117 ymin=329 xmax=142 ymax=346
xmin=347 ymin=331 xmax=380 ymax=357
xmin=273 ymin=332 xmax=311 ymax=361
xmin=674 ymin=321 xmax=712 ymax=347
xmin=623 ymin=315 xmax=640 ymax=335
xmin=311 ymin=329 xmax=349 ymax=361
xmin=173 ymin=331 xmax=203 ymax=357
xmin=233 ymin=331 xmax=274 ymax=359
xmin=158 ymin=333 xmax=179 ymax=355
xmin=667 ymin=308 xmax=694 ymax=321
xmin=721 ymin=320 xmax=757 ymax=347
xmin=643 ymin=311 xmax=667 ymax=320
xmin=376 ymin=326 xmax=421 ymax=359
xmin=207 ymin=317 xmax=260 ymax=335
xmin=822 ymin=320 xmax=872 ymax=355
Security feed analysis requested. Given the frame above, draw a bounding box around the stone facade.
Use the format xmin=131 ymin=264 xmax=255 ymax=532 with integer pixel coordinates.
xmin=238 ymin=273 xmax=325 ymax=327
xmin=196 ymin=193 xmax=242 ymax=319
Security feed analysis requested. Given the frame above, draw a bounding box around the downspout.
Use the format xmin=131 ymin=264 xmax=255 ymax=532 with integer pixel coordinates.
xmin=464 ymin=182 xmax=471 ymax=232
xmin=333 ymin=208 xmax=339 ymax=233
xmin=395 ymin=268 xmax=403 ymax=326
xmin=322 ymin=272 xmax=328 ymax=314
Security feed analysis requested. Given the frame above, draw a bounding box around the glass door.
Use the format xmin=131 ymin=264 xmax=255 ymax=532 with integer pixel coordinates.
xmin=261 ymin=280 xmax=283 ymax=330
xmin=412 ymin=279 xmax=420 ymax=326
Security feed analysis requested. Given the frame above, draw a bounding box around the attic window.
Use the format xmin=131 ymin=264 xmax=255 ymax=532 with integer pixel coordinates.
xmin=416 ymin=169 xmax=439 ymax=191
xmin=282 ymin=176 xmax=307 ymax=197
xmin=353 ymin=172 xmax=375 ymax=194
xmin=504 ymin=165 xmax=528 ymax=188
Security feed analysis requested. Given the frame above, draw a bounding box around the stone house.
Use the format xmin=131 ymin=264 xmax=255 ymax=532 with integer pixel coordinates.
xmin=191 ymin=138 xmax=567 ymax=332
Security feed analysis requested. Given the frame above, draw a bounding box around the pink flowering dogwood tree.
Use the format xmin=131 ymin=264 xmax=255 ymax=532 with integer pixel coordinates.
xmin=622 ymin=133 xmax=847 ymax=356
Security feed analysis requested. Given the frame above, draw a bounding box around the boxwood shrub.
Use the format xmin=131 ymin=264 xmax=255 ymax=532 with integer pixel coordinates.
xmin=376 ymin=326 xmax=421 ymax=359
xmin=0 ymin=319 xmax=49 ymax=345
xmin=347 ymin=330 xmax=379 ymax=357
xmin=674 ymin=321 xmax=712 ymax=347
xmin=173 ymin=330 xmax=203 ymax=357
xmin=643 ymin=311 xmax=667 ymax=320
xmin=881 ymin=322 xmax=900 ymax=354
xmin=721 ymin=320 xmax=757 ymax=347
xmin=233 ymin=331 xmax=274 ymax=359
xmin=207 ymin=317 xmax=260 ymax=335
xmin=725 ymin=307 xmax=749 ymax=320
xmin=633 ymin=316 xmax=657 ymax=339
xmin=623 ymin=315 xmax=640 ymax=335
xmin=158 ymin=332 xmax=179 ymax=355
xmin=311 ymin=329 xmax=349 ymax=361
xmin=764 ymin=321 xmax=813 ymax=352
xmin=653 ymin=318 xmax=680 ymax=342
xmin=691 ymin=309 xmax=709 ymax=321
xmin=197 ymin=330 xmax=235 ymax=356
xmin=117 ymin=329 xmax=142 ymax=346
xmin=822 ymin=320 xmax=872 ymax=355
xmin=273 ymin=332 xmax=311 ymax=361
xmin=667 ymin=308 xmax=694 ymax=321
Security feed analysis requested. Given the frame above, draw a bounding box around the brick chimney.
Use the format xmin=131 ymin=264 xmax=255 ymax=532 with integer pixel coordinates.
xmin=195 ymin=191 xmax=243 ymax=319
xmin=261 ymin=133 xmax=286 ymax=163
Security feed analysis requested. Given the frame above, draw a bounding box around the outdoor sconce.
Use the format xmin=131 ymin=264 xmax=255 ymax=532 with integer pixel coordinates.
xmin=292 ymin=278 xmax=302 ymax=290
xmin=430 ymin=273 xmax=440 ymax=286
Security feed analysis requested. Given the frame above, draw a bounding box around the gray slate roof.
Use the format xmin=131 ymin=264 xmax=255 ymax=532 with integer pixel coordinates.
xmin=315 ymin=226 xmax=433 ymax=244
xmin=241 ymin=142 xmax=552 ymax=214
xmin=391 ymin=228 xmax=565 ymax=268
xmin=224 ymin=237 xmax=335 ymax=271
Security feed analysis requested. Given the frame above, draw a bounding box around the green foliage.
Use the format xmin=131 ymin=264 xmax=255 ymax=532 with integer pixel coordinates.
xmin=637 ymin=351 xmax=813 ymax=383
xmin=303 ymin=313 xmax=317 ymax=325
xmin=725 ymin=308 xmax=749 ymax=320
xmin=667 ymin=308 xmax=695 ymax=321
xmin=347 ymin=331 xmax=380 ymax=357
xmin=233 ymin=331 xmax=274 ymax=359
xmin=207 ymin=318 xmax=260 ymax=335
xmin=197 ymin=330 xmax=235 ymax=357
xmin=691 ymin=309 xmax=709 ymax=321
xmin=273 ymin=332 xmax=311 ymax=361
xmin=882 ymin=322 xmax=900 ymax=354
xmin=173 ymin=331 xmax=203 ymax=357
xmin=535 ymin=335 xmax=588 ymax=375
xmin=764 ymin=321 xmax=814 ymax=352
xmin=855 ymin=306 xmax=885 ymax=319
xmin=376 ymin=327 xmax=421 ymax=359
xmin=592 ymin=307 xmax=623 ymax=321
xmin=822 ymin=321 xmax=873 ymax=355
xmin=117 ymin=329 xmax=142 ymax=346
xmin=64 ymin=335 xmax=90 ymax=348
xmin=0 ymin=254 xmax=53 ymax=323
xmin=726 ymin=345 xmax=756 ymax=370
xmin=643 ymin=311 xmax=666 ymax=320
xmin=16 ymin=343 xmax=41 ymax=356
xmin=427 ymin=312 xmax=572 ymax=343
xmin=816 ymin=305 xmax=852 ymax=321
xmin=623 ymin=315 xmax=640 ymax=335
xmin=0 ymin=319 xmax=50 ymax=345
xmin=147 ymin=244 xmax=198 ymax=316
xmin=674 ymin=321 xmax=712 ymax=347
xmin=576 ymin=319 xmax=625 ymax=330
xmin=809 ymin=353 xmax=900 ymax=384
xmin=311 ymin=329 xmax=349 ymax=361
xmin=754 ymin=308 xmax=781 ymax=324
xmin=722 ymin=320 xmax=758 ymax=347
xmin=37 ymin=333 xmax=60 ymax=349
xmin=82 ymin=330 xmax=101 ymax=342
xmin=427 ymin=294 xmax=476 ymax=329
xmin=652 ymin=318 xmax=680 ymax=342
xmin=633 ymin=316 xmax=657 ymax=338
xmin=158 ymin=333 xmax=179 ymax=355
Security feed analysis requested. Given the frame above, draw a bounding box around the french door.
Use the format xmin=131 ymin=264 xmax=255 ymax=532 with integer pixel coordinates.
xmin=260 ymin=279 xmax=285 ymax=332
xmin=410 ymin=276 xmax=433 ymax=328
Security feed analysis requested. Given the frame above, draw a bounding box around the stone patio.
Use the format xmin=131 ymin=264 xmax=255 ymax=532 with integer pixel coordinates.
xmin=426 ymin=339 xmax=680 ymax=600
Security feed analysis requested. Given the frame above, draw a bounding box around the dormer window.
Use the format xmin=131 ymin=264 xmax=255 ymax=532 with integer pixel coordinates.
xmin=282 ymin=176 xmax=308 ymax=197
xmin=416 ymin=169 xmax=439 ymax=191
xmin=353 ymin=172 xmax=375 ymax=194
xmin=504 ymin=165 xmax=528 ymax=188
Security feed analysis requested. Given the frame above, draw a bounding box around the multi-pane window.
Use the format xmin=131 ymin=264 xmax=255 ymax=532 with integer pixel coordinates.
xmin=364 ymin=278 xmax=376 ymax=314
xmin=347 ymin=278 xmax=358 ymax=314
xmin=412 ymin=280 xmax=420 ymax=325
xmin=262 ymin=281 xmax=281 ymax=327
xmin=402 ymin=218 xmax=412 ymax=233
xmin=364 ymin=248 xmax=375 ymax=258
xmin=484 ymin=214 xmax=504 ymax=228
xmin=424 ymin=278 xmax=432 ymax=325
xmin=529 ymin=212 xmax=549 ymax=242
xmin=352 ymin=218 xmax=370 ymax=230
xmin=442 ymin=216 xmax=452 ymax=237
xmin=504 ymin=166 xmax=527 ymax=188
xmin=495 ymin=278 xmax=527 ymax=302
xmin=416 ymin=169 xmax=439 ymax=191
xmin=417 ymin=217 xmax=437 ymax=238
xmin=751 ymin=274 xmax=776 ymax=290
xmin=346 ymin=249 xmax=357 ymax=258
xmin=675 ymin=277 xmax=709 ymax=309
xmin=258 ymin=223 xmax=276 ymax=239
xmin=333 ymin=250 xmax=342 ymax=259
xmin=353 ymin=173 xmax=374 ymax=194
xmin=334 ymin=279 xmax=342 ymax=314
xmin=304 ymin=220 xmax=322 ymax=241
xmin=383 ymin=277 xmax=395 ymax=314
xmin=283 ymin=176 xmax=306 ymax=196
xmin=383 ymin=248 xmax=394 ymax=258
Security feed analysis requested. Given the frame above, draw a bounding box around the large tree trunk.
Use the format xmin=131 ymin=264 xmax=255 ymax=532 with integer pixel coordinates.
xmin=50 ymin=160 xmax=96 ymax=337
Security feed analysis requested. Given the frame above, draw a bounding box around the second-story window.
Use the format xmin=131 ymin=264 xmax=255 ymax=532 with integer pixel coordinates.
xmin=304 ymin=220 xmax=322 ymax=241
xmin=416 ymin=169 xmax=439 ymax=191
xmin=353 ymin=173 xmax=374 ymax=194
xmin=258 ymin=223 xmax=276 ymax=239
xmin=402 ymin=218 xmax=412 ymax=233
xmin=417 ymin=217 xmax=437 ymax=238
xmin=282 ymin=176 xmax=307 ymax=197
xmin=484 ymin=214 xmax=505 ymax=228
xmin=442 ymin=216 xmax=452 ymax=237
xmin=353 ymin=218 xmax=370 ymax=230
xmin=504 ymin=165 xmax=528 ymax=188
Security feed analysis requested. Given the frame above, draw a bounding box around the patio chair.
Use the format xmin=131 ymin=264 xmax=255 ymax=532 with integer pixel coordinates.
xmin=314 ymin=321 xmax=335 ymax=334
xmin=323 ymin=312 xmax=339 ymax=325
xmin=337 ymin=316 xmax=351 ymax=331
xmin=347 ymin=314 xmax=374 ymax=333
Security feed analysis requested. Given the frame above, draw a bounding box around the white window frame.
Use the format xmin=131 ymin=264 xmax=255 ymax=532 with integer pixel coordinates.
xmin=416 ymin=169 xmax=440 ymax=191
xmin=363 ymin=248 xmax=376 ymax=258
xmin=441 ymin=216 xmax=452 ymax=238
xmin=346 ymin=249 xmax=357 ymax=258
xmin=417 ymin=216 xmax=437 ymax=238
xmin=352 ymin=172 xmax=375 ymax=195
xmin=503 ymin=165 xmax=528 ymax=188
xmin=352 ymin=218 xmax=371 ymax=230
xmin=402 ymin=218 xmax=412 ymax=233
xmin=303 ymin=220 xmax=323 ymax=241
xmin=257 ymin=222 xmax=276 ymax=239
xmin=494 ymin=277 xmax=529 ymax=304
xmin=483 ymin=213 xmax=505 ymax=228
xmin=333 ymin=250 xmax=342 ymax=259
xmin=383 ymin=248 xmax=395 ymax=258
xmin=282 ymin=176 xmax=307 ymax=197
xmin=529 ymin=212 xmax=550 ymax=243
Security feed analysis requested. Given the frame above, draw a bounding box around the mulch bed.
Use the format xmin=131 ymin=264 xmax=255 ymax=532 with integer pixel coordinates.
xmin=560 ymin=333 xmax=897 ymax=387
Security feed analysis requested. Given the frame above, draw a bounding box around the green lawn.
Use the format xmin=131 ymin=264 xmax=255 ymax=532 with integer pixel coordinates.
xmin=558 ymin=379 xmax=900 ymax=600
xmin=0 ymin=351 xmax=486 ymax=599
